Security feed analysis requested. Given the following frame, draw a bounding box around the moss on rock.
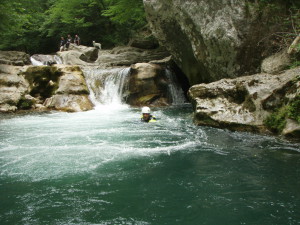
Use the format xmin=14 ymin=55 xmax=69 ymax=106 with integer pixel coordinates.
xmin=264 ymin=95 xmax=300 ymax=133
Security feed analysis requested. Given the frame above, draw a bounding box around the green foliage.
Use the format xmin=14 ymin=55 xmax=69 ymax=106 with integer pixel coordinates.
xmin=17 ymin=97 xmax=34 ymax=110
xmin=264 ymin=95 xmax=300 ymax=133
xmin=0 ymin=0 xmax=147 ymax=54
xmin=287 ymin=95 xmax=300 ymax=122
xmin=289 ymin=60 xmax=300 ymax=69
xmin=102 ymin=0 xmax=146 ymax=28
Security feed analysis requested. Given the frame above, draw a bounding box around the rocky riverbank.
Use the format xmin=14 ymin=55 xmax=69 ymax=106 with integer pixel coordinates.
xmin=0 ymin=41 xmax=176 ymax=112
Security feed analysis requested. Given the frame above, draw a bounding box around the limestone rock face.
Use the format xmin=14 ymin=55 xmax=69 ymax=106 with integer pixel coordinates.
xmin=43 ymin=65 xmax=93 ymax=112
xmin=126 ymin=63 xmax=170 ymax=106
xmin=0 ymin=51 xmax=31 ymax=66
xmin=143 ymin=0 xmax=271 ymax=85
xmin=188 ymin=67 xmax=300 ymax=133
xmin=0 ymin=65 xmax=29 ymax=112
xmin=96 ymin=46 xmax=169 ymax=67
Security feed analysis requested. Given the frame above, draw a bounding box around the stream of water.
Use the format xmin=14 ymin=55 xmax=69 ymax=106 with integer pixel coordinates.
xmin=0 ymin=67 xmax=300 ymax=224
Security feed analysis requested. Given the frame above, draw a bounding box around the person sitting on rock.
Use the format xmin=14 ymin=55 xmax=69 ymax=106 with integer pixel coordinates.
xmin=74 ymin=34 xmax=80 ymax=46
xmin=59 ymin=37 xmax=65 ymax=51
xmin=141 ymin=106 xmax=157 ymax=123
xmin=65 ymin=34 xmax=73 ymax=50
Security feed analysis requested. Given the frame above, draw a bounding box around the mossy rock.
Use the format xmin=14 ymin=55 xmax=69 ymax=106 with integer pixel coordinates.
xmin=264 ymin=94 xmax=300 ymax=133
xmin=17 ymin=97 xmax=35 ymax=110
xmin=23 ymin=66 xmax=62 ymax=99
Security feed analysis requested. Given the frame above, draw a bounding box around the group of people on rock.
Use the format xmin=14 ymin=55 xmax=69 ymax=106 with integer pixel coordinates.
xmin=59 ymin=34 xmax=80 ymax=51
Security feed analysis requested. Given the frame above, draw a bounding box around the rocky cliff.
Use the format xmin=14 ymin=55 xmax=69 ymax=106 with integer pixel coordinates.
xmin=143 ymin=0 xmax=280 ymax=85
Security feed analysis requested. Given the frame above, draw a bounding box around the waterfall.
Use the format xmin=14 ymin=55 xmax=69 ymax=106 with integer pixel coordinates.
xmin=30 ymin=57 xmax=44 ymax=66
xmin=30 ymin=54 xmax=62 ymax=66
xmin=82 ymin=67 xmax=186 ymax=107
xmin=165 ymin=69 xmax=186 ymax=105
xmin=82 ymin=67 xmax=130 ymax=106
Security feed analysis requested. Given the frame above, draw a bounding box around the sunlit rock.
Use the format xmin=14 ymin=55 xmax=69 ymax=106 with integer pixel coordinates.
xmin=0 ymin=51 xmax=31 ymax=66
xmin=0 ymin=64 xmax=29 ymax=112
xmin=44 ymin=65 xmax=93 ymax=112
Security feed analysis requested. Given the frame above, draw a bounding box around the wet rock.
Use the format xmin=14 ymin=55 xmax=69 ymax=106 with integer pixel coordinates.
xmin=188 ymin=67 xmax=300 ymax=133
xmin=126 ymin=63 xmax=170 ymax=106
xmin=282 ymin=119 xmax=300 ymax=139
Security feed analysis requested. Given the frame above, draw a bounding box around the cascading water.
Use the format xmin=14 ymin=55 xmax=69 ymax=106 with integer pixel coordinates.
xmin=82 ymin=67 xmax=130 ymax=106
xmin=165 ymin=69 xmax=186 ymax=105
xmin=30 ymin=54 xmax=62 ymax=66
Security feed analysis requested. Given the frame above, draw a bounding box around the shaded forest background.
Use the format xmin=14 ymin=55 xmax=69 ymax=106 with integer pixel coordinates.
xmin=0 ymin=0 xmax=299 ymax=55
xmin=0 ymin=0 xmax=147 ymax=54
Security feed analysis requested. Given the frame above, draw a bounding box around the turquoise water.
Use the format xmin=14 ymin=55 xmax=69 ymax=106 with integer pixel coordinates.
xmin=0 ymin=105 xmax=299 ymax=225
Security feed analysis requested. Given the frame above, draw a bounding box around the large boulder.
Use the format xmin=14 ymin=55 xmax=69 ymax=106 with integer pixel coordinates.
xmin=43 ymin=65 xmax=93 ymax=112
xmin=125 ymin=63 xmax=170 ymax=106
xmin=143 ymin=0 xmax=283 ymax=85
xmin=57 ymin=50 xmax=93 ymax=66
xmin=0 ymin=65 xmax=29 ymax=112
xmin=0 ymin=51 xmax=31 ymax=66
xmin=188 ymin=67 xmax=300 ymax=137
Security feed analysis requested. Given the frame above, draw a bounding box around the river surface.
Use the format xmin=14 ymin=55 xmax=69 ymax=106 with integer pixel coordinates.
xmin=0 ymin=104 xmax=299 ymax=225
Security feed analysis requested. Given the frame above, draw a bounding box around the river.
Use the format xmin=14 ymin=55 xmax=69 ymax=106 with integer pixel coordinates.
xmin=0 ymin=66 xmax=300 ymax=224
xmin=0 ymin=104 xmax=299 ymax=225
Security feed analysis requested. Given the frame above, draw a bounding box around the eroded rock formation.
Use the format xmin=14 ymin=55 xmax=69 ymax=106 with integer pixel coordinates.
xmin=188 ymin=67 xmax=300 ymax=138
xmin=0 ymin=65 xmax=29 ymax=112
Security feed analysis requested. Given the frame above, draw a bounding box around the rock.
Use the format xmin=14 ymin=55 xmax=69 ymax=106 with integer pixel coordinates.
xmin=96 ymin=46 xmax=170 ymax=67
xmin=43 ymin=65 xmax=93 ymax=112
xmin=22 ymin=66 xmax=62 ymax=100
xmin=0 ymin=51 xmax=31 ymax=66
xmin=68 ymin=44 xmax=99 ymax=62
xmin=57 ymin=50 xmax=93 ymax=66
xmin=128 ymin=34 xmax=159 ymax=49
xmin=282 ymin=119 xmax=300 ymax=138
xmin=57 ymin=43 xmax=100 ymax=65
xmin=143 ymin=0 xmax=282 ymax=85
xmin=261 ymin=50 xmax=291 ymax=74
xmin=125 ymin=63 xmax=170 ymax=106
xmin=0 ymin=65 xmax=29 ymax=112
xmin=188 ymin=67 xmax=300 ymax=133
xmin=55 ymin=67 xmax=90 ymax=95
xmin=44 ymin=94 xmax=93 ymax=112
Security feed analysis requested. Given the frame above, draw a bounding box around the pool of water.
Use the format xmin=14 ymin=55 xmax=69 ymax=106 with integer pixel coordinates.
xmin=0 ymin=105 xmax=299 ymax=224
